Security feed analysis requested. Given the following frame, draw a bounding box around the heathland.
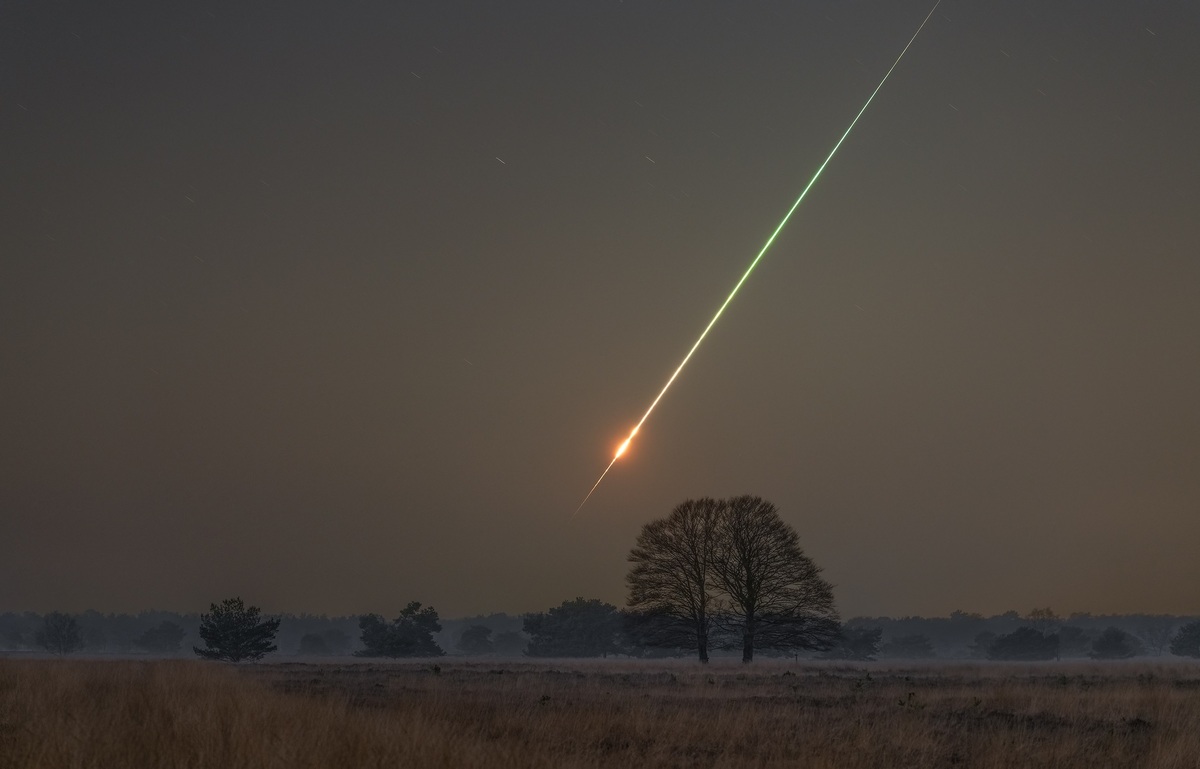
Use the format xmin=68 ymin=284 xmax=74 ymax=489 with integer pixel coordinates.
xmin=2 ymin=658 xmax=1198 ymax=768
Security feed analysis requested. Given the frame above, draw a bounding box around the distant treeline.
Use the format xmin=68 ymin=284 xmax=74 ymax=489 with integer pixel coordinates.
xmin=0 ymin=610 xmax=522 ymax=658
xmin=3 ymin=607 xmax=1197 ymax=660
xmin=843 ymin=610 xmax=1199 ymax=659
xmin=22 ymin=498 xmax=1199 ymax=663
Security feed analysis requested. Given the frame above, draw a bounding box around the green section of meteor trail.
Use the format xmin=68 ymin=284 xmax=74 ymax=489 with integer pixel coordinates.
xmin=575 ymin=0 xmax=943 ymax=517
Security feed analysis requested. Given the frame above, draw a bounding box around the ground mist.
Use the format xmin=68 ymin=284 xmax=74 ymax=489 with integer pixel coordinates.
xmin=2 ymin=658 xmax=1198 ymax=768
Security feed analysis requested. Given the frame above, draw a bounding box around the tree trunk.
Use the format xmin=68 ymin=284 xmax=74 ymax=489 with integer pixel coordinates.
xmin=698 ymin=636 xmax=709 ymax=663
xmin=742 ymin=618 xmax=755 ymax=663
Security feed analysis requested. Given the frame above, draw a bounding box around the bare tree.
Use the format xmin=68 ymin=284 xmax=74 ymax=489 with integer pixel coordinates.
xmin=1026 ymin=608 xmax=1061 ymax=635
xmin=627 ymin=498 xmax=723 ymax=662
xmin=36 ymin=612 xmax=84 ymax=656
xmin=1128 ymin=615 xmax=1179 ymax=657
xmin=712 ymin=495 xmax=838 ymax=662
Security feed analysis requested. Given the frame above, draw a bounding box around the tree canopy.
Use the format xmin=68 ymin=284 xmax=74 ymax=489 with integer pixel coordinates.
xmin=524 ymin=598 xmax=624 ymax=657
xmin=712 ymin=496 xmax=839 ymax=662
xmin=986 ymin=627 xmax=1058 ymax=661
xmin=1090 ymin=627 xmax=1142 ymax=659
xmin=298 ymin=633 xmax=332 ymax=655
xmin=880 ymin=634 xmax=936 ymax=660
xmin=135 ymin=620 xmax=186 ymax=654
xmin=193 ymin=598 xmax=280 ymax=663
xmin=457 ymin=625 xmax=495 ymax=655
xmin=356 ymin=602 xmax=444 ymax=657
xmin=36 ymin=612 xmax=84 ymax=656
xmin=1057 ymin=626 xmax=1093 ymax=658
xmin=492 ymin=630 xmax=528 ymax=656
xmin=1169 ymin=621 xmax=1200 ymax=658
xmin=626 ymin=496 xmax=838 ymax=663
xmin=627 ymin=498 xmax=723 ymax=662
xmin=820 ymin=625 xmax=882 ymax=661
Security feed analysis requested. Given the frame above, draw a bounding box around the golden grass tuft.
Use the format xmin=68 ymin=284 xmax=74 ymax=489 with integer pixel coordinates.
xmin=2 ymin=658 xmax=1199 ymax=768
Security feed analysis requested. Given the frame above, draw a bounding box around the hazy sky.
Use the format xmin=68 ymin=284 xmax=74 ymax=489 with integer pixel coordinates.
xmin=3 ymin=0 xmax=1198 ymax=619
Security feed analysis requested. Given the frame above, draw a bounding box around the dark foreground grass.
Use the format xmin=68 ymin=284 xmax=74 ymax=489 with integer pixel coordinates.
xmin=2 ymin=658 xmax=1198 ymax=768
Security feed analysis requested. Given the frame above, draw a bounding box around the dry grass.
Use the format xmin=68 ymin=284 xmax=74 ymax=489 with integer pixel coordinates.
xmin=2 ymin=657 xmax=1199 ymax=768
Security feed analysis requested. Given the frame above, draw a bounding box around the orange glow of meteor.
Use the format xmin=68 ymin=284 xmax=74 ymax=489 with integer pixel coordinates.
xmin=571 ymin=426 xmax=639 ymax=518
xmin=614 ymin=427 xmax=639 ymax=459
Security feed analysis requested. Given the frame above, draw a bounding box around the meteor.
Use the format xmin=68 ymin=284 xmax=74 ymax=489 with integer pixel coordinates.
xmin=573 ymin=0 xmax=942 ymax=517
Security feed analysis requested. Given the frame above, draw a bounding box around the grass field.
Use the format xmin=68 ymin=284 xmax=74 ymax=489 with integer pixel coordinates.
xmin=2 ymin=657 xmax=1198 ymax=768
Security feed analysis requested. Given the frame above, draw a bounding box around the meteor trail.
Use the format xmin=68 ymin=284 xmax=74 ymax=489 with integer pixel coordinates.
xmin=573 ymin=0 xmax=942 ymax=517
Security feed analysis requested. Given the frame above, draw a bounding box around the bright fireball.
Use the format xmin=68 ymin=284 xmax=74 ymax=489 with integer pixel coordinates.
xmin=614 ymin=427 xmax=639 ymax=459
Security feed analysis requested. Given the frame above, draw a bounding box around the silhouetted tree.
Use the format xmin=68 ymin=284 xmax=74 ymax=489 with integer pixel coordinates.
xmin=986 ymin=627 xmax=1058 ymax=661
xmin=357 ymin=616 xmax=387 ymax=655
xmin=493 ymin=630 xmax=527 ymax=656
xmin=711 ymin=496 xmax=838 ymax=662
xmin=820 ymin=625 xmax=882 ymax=661
xmin=524 ymin=598 xmax=623 ymax=657
xmin=879 ymin=634 xmax=936 ymax=660
xmin=627 ymin=498 xmax=723 ymax=663
xmin=1057 ymin=626 xmax=1093 ymax=658
xmin=321 ymin=628 xmax=351 ymax=655
xmin=299 ymin=633 xmax=332 ymax=655
xmin=1 ymin=627 xmax=24 ymax=650
xmin=1026 ymin=607 xmax=1061 ymax=635
xmin=457 ymin=625 xmax=495 ymax=655
xmin=620 ymin=612 xmax=685 ymax=658
xmin=36 ymin=612 xmax=84 ymax=655
xmin=81 ymin=625 xmax=107 ymax=652
xmin=1169 ymin=621 xmax=1200 ymax=658
xmin=969 ymin=631 xmax=997 ymax=659
xmin=135 ymin=620 xmax=186 ymax=654
xmin=193 ymin=597 xmax=280 ymax=662
xmin=356 ymin=602 xmax=444 ymax=657
xmin=1090 ymin=627 xmax=1142 ymax=659
xmin=1128 ymin=616 xmax=1179 ymax=657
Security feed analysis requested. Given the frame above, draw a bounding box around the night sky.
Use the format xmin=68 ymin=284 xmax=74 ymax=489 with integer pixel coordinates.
xmin=4 ymin=0 xmax=1198 ymax=619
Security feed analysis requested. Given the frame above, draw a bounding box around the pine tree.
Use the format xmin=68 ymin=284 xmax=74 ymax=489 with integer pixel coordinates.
xmin=355 ymin=602 xmax=444 ymax=657
xmin=1169 ymin=621 xmax=1200 ymax=658
xmin=193 ymin=597 xmax=280 ymax=662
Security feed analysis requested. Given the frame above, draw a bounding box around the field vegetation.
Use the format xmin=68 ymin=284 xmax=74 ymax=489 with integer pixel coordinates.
xmin=2 ymin=658 xmax=1198 ymax=768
